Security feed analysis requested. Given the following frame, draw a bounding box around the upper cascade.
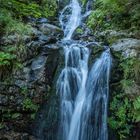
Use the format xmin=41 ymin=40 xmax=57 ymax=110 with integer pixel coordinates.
xmin=59 ymin=0 xmax=82 ymax=40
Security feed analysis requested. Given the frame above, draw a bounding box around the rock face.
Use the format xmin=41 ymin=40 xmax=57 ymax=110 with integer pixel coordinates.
xmin=0 ymin=131 xmax=38 ymax=140
xmin=38 ymin=23 xmax=63 ymax=36
xmin=107 ymin=30 xmax=140 ymax=140
xmin=0 ymin=20 xmax=62 ymax=139
xmin=111 ymin=38 xmax=140 ymax=58
xmin=0 ymin=17 xmax=140 ymax=140
xmin=109 ymin=32 xmax=140 ymax=97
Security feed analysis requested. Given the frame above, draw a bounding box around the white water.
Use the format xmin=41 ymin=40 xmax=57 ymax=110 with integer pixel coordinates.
xmin=57 ymin=44 xmax=89 ymax=140
xmin=59 ymin=0 xmax=81 ymax=40
xmin=57 ymin=0 xmax=112 ymax=140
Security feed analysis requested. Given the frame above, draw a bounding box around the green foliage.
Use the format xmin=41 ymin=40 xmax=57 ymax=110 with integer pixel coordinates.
xmin=120 ymin=58 xmax=140 ymax=82
xmin=23 ymin=98 xmax=39 ymax=111
xmin=109 ymin=58 xmax=140 ymax=139
xmin=11 ymin=113 xmax=21 ymax=119
xmin=133 ymin=96 xmax=140 ymax=122
xmin=40 ymin=0 xmax=58 ymax=18
xmin=0 ymin=9 xmax=32 ymax=35
xmin=109 ymin=94 xmax=140 ymax=139
xmin=87 ymin=0 xmax=140 ymax=31
xmin=0 ymin=123 xmax=5 ymax=129
xmin=0 ymin=44 xmax=25 ymax=72
xmin=87 ymin=9 xmax=110 ymax=31
xmin=109 ymin=94 xmax=133 ymax=139
xmin=0 ymin=52 xmax=16 ymax=66
xmin=31 ymin=113 xmax=36 ymax=119
xmin=20 ymin=86 xmax=39 ymax=112
xmin=76 ymin=28 xmax=84 ymax=34
xmin=0 ymin=9 xmax=31 ymax=78
xmin=0 ymin=0 xmax=58 ymax=19
xmin=21 ymin=86 xmax=28 ymax=95
xmin=80 ymin=0 xmax=87 ymax=6
xmin=0 ymin=0 xmax=41 ymax=18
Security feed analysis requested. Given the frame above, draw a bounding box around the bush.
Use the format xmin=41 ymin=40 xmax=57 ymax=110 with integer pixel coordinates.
xmin=87 ymin=0 xmax=140 ymax=31
xmin=0 ymin=0 xmax=58 ymax=19
xmin=0 ymin=9 xmax=32 ymax=79
xmin=109 ymin=58 xmax=140 ymax=139
xmin=0 ymin=9 xmax=32 ymax=35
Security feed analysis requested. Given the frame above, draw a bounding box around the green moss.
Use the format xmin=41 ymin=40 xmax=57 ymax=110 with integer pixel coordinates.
xmin=0 ymin=123 xmax=5 ymax=129
xmin=11 ymin=113 xmax=21 ymax=119
xmin=23 ymin=98 xmax=39 ymax=111
xmin=80 ymin=0 xmax=87 ymax=6
xmin=76 ymin=28 xmax=84 ymax=34
xmin=0 ymin=52 xmax=16 ymax=66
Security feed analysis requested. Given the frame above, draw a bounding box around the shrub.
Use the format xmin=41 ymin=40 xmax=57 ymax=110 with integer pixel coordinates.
xmin=0 ymin=0 xmax=58 ymax=19
xmin=0 ymin=9 xmax=32 ymax=35
xmin=87 ymin=0 xmax=140 ymax=31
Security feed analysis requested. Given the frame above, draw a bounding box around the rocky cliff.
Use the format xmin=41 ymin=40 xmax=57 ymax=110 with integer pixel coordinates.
xmin=0 ymin=0 xmax=140 ymax=140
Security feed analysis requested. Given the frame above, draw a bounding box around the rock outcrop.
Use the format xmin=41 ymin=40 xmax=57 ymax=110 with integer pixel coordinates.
xmin=0 ymin=19 xmax=62 ymax=140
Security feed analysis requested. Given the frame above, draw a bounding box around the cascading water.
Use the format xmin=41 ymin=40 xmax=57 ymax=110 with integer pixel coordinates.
xmin=57 ymin=0 xmax=112 ymax=140
xmin=59 ymin=0 xmax=81 ymax=40
xmin=79 ymin=49 xmax=111 ymax=140
xmin=57 ymin=44 xmax=89 ymax=140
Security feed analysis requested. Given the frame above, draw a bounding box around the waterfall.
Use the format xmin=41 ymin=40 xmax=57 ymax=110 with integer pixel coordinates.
xmin=59 ymin=0 xmax=81 ymax=40
xmin=57 ymin=0 xmax=112 ymax=140
xmin=57 ymin=44 xmax=89 ymax=140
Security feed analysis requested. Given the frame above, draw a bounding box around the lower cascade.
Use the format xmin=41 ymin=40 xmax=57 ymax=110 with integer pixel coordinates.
xmin=57 ymin=45 xmax=112 ymax=140
xmin=57 ymin=0 xmax=112 ymax=140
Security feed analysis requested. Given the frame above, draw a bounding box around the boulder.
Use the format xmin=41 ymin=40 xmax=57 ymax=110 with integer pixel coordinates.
xmin=30 ymin=56 xmax=47 ymax=82
xmin=0 ymin=131 xmax=38 ymax=140
xmin=38 ymin=23 xmax=63 ymax=38
xmin=111 ymin=38 xmax=140 ymax=58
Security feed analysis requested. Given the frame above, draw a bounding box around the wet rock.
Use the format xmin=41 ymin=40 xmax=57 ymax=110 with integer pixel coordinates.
xmin=30 ymin=56 xmax=47 ymax=82
xmin=15 ymin=80 xmax=27 ymax=88
xmin=0 ymin=94 xmax=8 ymax=105
xmin=0 ymin=16 xmax=62 ymax=139
xmin=111 ymin=38 xmax=140 ymax=58
xmin=0 ymin=34 xmax=19 ymax=45
xmin=96 ymin=30 xmax=140 ymax=44
xmin=31 ymin=56 xmax=47 ymax=71
xmin=73 ymin=24 xmax=94 ymax=41
xmin=40 ymin=44 xmax=60 ymax=55
xmin=38 ymin=23 xmax=63 ymax=38
xmin=0 ymin=131 xmax=37 ymax=140
xmin=98 ymin=30 xmax=130 ymax=39
xmin=37 ymin=18 xmax=48 ymax=24
xmin=125 ymin=83 xmax=140 ymax=97
xmin=58 ymin=0 xmax=69 ymax=10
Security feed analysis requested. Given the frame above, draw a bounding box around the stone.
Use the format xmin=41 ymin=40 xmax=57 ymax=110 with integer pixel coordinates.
xmin=15 ymin=80 xmax=27 ymax=88
xmin=111 ymin=38 xmax=140 ymax=58
xmin=38 ymin=34 xmax=57 ymax=44
xmin=0 ymin=131 xmax=37 ymax=140
xmin=125 ymin=83 xmax=140 ymax=97
xmin=38 ymin=23 xmax=63 ymax=37
xmin=37 ymin=18 xmax=48 ymax=24
xmin=31 ymin=56 xmax=47 ymax=71
xmin=0 ymin=94 xmax=8 ymax=105
xmin=0 ymin=34 xmax=19 ymax=45
xmin=30 ymin=56 xmax=47 ymax=81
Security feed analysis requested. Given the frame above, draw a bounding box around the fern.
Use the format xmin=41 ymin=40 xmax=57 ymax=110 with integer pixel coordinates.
xmin=133 ymin=96 xmax=140 ymax=122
